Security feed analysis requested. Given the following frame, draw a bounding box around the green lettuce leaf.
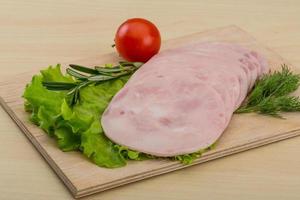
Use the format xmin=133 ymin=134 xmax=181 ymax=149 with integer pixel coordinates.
xmin=54 ymin=124 xmax=81 ymax=151
xmin=23 ymin=65 xmax=70 ymax=135
xmin=23 ymin=64 xmax=142 ymax=168
xmin=81 ymin=121 xmax=125 ymax=168
xmin=173 ymin=143 xmax=216 ymax=164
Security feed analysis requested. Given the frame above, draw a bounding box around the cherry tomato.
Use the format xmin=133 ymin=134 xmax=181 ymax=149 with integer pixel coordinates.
xmin=114 ymin=18 xmax=161 ymax=62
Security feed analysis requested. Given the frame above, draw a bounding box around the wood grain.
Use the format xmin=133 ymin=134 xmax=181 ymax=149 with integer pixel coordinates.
xmin=1 ymin=1 xmax=300 ymax=200
xmin=1 ymin=25 xmax=300 ymax=198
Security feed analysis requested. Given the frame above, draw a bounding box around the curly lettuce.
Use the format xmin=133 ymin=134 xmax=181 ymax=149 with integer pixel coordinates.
xmin=23 ymin=65 xmax=128 ymax=167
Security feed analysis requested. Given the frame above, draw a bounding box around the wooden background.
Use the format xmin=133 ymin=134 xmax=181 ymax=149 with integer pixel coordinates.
xmin=0 ymin=0 xmax=300 ymax=199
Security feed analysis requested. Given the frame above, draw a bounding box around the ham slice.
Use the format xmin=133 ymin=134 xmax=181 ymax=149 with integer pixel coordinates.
xmin=101 ymin=42 xmax=268 ymax=157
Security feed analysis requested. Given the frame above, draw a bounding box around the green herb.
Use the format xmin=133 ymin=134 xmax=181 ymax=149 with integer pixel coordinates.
xmin=236 ymin=64 xmax=300 ymax=117
xmin=42 ymin=61 xmax=143 ymax=106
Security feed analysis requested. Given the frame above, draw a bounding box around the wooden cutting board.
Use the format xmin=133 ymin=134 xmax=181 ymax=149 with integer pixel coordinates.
xmin=1 ymin=25 xmax=300 ymax=199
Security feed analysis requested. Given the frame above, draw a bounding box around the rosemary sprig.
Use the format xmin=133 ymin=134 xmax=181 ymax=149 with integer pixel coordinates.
xmin=42 ymin=61 xmax=143 ymax=106
xmin=236 ymin=64 xmax=300 ymax=117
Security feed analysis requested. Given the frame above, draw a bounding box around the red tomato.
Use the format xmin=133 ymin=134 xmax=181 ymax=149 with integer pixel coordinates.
xmin=114 ymin=18 xmax=161 ymax=62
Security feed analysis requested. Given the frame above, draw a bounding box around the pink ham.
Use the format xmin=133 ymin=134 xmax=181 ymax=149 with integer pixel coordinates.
xmin=101 ymin=42 xmax=268 ymax=157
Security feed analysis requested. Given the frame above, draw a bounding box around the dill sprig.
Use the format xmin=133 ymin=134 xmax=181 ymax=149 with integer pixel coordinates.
xmin=236 ymin=64 xmax=300 ymax=117
xmin=42 ymin=61 xmax=143 ymax=106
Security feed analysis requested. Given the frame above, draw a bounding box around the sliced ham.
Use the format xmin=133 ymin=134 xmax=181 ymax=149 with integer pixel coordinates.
xmin=101 ymin=42 xmax=268 ymax=157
